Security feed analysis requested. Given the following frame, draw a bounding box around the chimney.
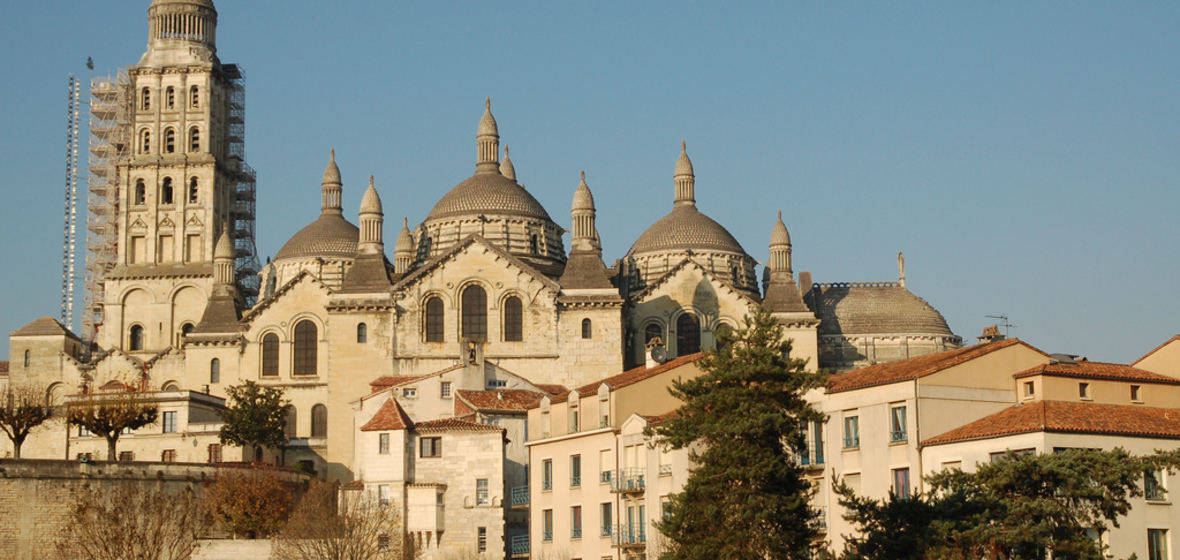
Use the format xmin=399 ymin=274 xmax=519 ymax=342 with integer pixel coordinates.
xmin=977 ymin=325 xmax=1005 ymax=344
xmin=646 ymin=336 xmax=666 ymax=369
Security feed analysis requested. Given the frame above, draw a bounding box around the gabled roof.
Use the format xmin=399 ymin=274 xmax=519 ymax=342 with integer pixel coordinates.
xmin=10 ymin=316 xmax=81 ymax=340
xmin=922 ymin=401 xmax=1180 ymax=446
xmin=394 ymin=234 xmax=560 ymax=294
xmin=415 ymin=417 xmax=503 ymax=433
xmin=553 ymin=353 xmax=704 ymax=404
xmin=1013 ymin=361 xmax=1180 ymax=386
xmin=535 ymin=384 xmax=569 ymax=396
xmin=1134 ymin=335 xmax=1180 ymax=366
xmin=827 ymin=338 xmax=1045 ymax=394
xmin=360 ymin=397 xmax=413 ymax=432
xmin=369 ymin=373 xmax=437 ymax=393
xmin=456 ymin=389 xmax=547 ymax=414
xmin=241 ymin=271 xmax=329 ymax=323
xmin=631 ymin=257 xmax=761 ymax=305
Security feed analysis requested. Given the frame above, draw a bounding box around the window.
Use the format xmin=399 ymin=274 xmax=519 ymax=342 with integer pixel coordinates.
xmin=284 ymin=406 xmax=297 ymax=438
xmin=189 ymin=127 xmax=200 ymax=152
xmin=1024 ymin=381 xmax=1035 ymax=398
xmin=582 ymin=318 xmax=592 ymax=339
xmin=161 ymin=177 xmax=174 ymax=205
xmin=843 ymin=415 xmax=859 ymax=448
xmin=476 ymin=479 xmax=489 ymax=506
xmin=441 ymin=381 xmax=452 ymax=399
xmin=261 ymin=333 xmax=279 ymax=376
xmin=207 ymin=443 xmax=222 ymax=463
xmin=569 ymin=402 xmax=580 ymax=433
xmin=311 ymin=404 xmax=327 ymax=438
xmin=352 ymin=322 xmax=367 ymax=343
xmin=190 ymin=86 xmax=199 ymax=108
xmin=1146 ymin=470 xmax=1166 ymax=501
xmin=378 ymin=485 xmax=390 ymax=508
xmin=1149 ymin=529 xmax=1168 ymax=560
xmin=403 ymin=388 xmax=417 ymax=398
xmin=890 ymin=405 xmax=907 ymax=443
xmin=461 ymin=285 xmax=488 ymax=340
xmin=162 ymin=411 xmax=177 ymax=433
xmin=600 ymin=450 xmax=612 ymax=483
xmin=377 ymin=534 xmax=390 ymax=551
xmin=293 ymin=320 xmax=318 ymax=375
xmin=571 ymin=455 xmax=582 ymax=487
xmin=1079 ymin=382 xmax=1090 ymax=399
xmin=141 ymin=130 xmax=151 ymax=154
xmin=161 ymin=449 xmax=176 ymax=463
xmin=129 ymin=325 xmax=145 ymax=351
xmin=188 ymin=177 xmax=199 ymax=203
xmin=165 ymin=128 xmax=175 ymax=153
xmin=892 ymin=468 xmax=911 ymax=499
xmin=799 ymin=420 xmax=824 ymax=465
xmin=166 ymin=86 xmax=175 ymax=109
xmin=424 ymin=297 xmax=444 ymax=342
xmin=571 ymin=506 xmax=583 ymax=539
xmin=601 ymin=502 xmax=613 ymax=536
xmin=1132 ymin=385 xmax=1142 ymax=402
xmin=134 ymin=179 xmax=147 ymax=205
xmin=676 ymin=313 xmax=700 ymax=355
xmin=503 ymin=296 xmax=523 ymax=341
xmin=542 ymin=509 xmax=553 ymax=541
xmin=488 ymin=379 xmax=507 ymax=388
xmin=181 ymin=323 xmax=194 ymax=340
xmin=542 ymin=459 xmax=553 ymax=491
xmin=529 ymin=234 xmax=539 ymax=254
xmin=478 ymin=527 xmax=488 ymax=553
xmin=420 ymin=436 xmax=442 ymax=458
xmin=210 ymin=358 xmax=220 ymax=384
xmin=119 ymin=451 xmax=135 ymax=462
xmin=644 ymin=323 xmax=662 ymax=344
xmin=23 ymin=349 xmax=30 ymax=368
xmin=378 ymin=433 xmax=390 ymax=454
xmin=141 ymin=87 xmax=151 ymax=111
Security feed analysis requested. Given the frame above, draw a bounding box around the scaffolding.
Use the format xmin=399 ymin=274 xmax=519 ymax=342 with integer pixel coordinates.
xmin=61 ymin=75 xmax=82 ymax=330
xmin=223 ymin=64 xmax=260 ymax=304
xmin=84 ymin=69 xmax=131 ymax=350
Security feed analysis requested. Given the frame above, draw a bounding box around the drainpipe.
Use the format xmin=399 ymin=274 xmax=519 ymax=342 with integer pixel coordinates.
xmin=914 ymin=378 xmax=923 ymax=495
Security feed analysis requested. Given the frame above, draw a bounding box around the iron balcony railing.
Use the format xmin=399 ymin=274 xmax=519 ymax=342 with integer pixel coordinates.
xmin=890 ymin=429 xmax=908 ymax=443
xmin=611 ymin=523 xmax=646 ymax=547
xmin=600 ymin=470 xmax=612 ymax=484
xmin=843 ymin=435 xmax=860 ymax=449
xmin=658 ymin=464 xmax=673 ymax=476
xmin=511 ymin=486 xmax=529 ymax=507
xmin=811 ymin=507 xmax=828 ymax=532
xmin=794 ymin=448 xmax=825 ymax=467
xmin=571 ymin=527 xmax=582 ymax=539
xmin=571 ymin=475 xmax=581 ymax=487
xmin=542 ymin=530 xmax=553 ymax=542
xmin=510 ymin=535 xmax=530 ymax=556
xmin=610 ymin=468 xmax=645 ymax=494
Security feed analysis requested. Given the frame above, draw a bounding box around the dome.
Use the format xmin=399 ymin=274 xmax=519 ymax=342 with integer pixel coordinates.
xmin=323 ymin=149 xmax=342 ymax=186
xmin=478 ymin=97 xmax=498 ymax=137
xmin=426 ymin=172 xmax=553 ymax=221
xmin=572 ymin=171 xmax=594 ymax=211
xmin=808 ymin=283 xmax=956 ymax=337
xmin=675 ymin=140 xmax=693 ymax=178
xmin=214 ymin=227 xmax=234 ymax=259
xmin=394 ymin=218 xmax=415 ymax=253
xmin=151 ymin=0 xmax=216 ymax=7
xmin=360 ymin=177 xmax=382 ymax=214
xmin=274 ymin=214 xmax=359 ymax=261
xmin=770 ymin=211 xmax=790 ymax=246
xmin=500 ymin=145 xmax=516 ymax=182
xmin=629 ymin=205 xmax=747 ymax=256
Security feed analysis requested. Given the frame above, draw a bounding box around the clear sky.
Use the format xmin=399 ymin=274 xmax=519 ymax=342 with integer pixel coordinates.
xmin=1 ymin=1 xmax=1177 ymax=364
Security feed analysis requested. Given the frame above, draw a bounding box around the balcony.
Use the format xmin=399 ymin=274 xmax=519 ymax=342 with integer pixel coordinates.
xmin=609 ymin=468 xmax=645 ymax=494
xmin=811 ymin=507 xmax=828 ymax=533
xmin=843 ymin=435 xmax=859 ymax=449
xmin=510 ymin=535 xmax=530 ymax=557
xmin=890 ymin=429 xmax=908 ymax=443
xmin=611 ymin=524 xmax=646 ymax=548
xmin=794 ymin=448 xmax=825 ymax=470
xmin=511 ymin=486 xmax=529 ymax=509
xmin=571 ymin=527 xmax=582 ymax=539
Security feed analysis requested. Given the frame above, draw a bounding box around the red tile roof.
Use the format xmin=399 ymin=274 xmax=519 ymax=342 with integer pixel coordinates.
xmin=644 ymin=410 xmax=677 ymax=427
xmin=456 ymin=389 xmax=546 ymax=413
xmin=1013 ymin=361 xmax=1180 ymax=385
xmin=1134 ymin=335 xmax=1180 ymax=366
xmin=535 ymin=384 xmax=570 ymax=396
xmin=369 ymin=375 xmax=429 ymax=393
xmin=553 ymin=353 xmax=704 ymax=403
xmin=827 ymin=338 xmax=1043 ymax=394
xmin=360 ymin=398 xmax=413 ymax=432
xmin=923 ymin=401 xmax=1180 ymax=446
xmin=415 ymin=418 xmax=503 ymax=433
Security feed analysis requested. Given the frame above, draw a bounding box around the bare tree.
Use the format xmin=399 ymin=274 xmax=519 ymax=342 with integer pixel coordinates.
xmin=67 ymin=381 xmax=158 ymax=461
xmin=274 ymin=479 xmax=405 ymax=560
xmin=0 ymin=381 xmax=53 ymax=458
xmin=53 ymin=481 xmax=210 ymax=560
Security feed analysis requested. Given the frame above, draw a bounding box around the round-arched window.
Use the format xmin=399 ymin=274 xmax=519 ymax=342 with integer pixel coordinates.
xmin=261 ymin=333 xmax=279 ymax=376
xmin=357 ymin=323 xmax=367 ymax=344
xmin=504 ymin=296 xmax=523 ymax=342
xmin=129 ymin=325 xmax=145 ymax=351
xmin=425 ymin=297 xmax=444 ymax=342
xmin=293 ymin=321 xmax=317 ymax=376
xmin=210 ymin=358 xmax=220 ymax=384
xmin=461 ymin=285 xmax=487 ymax=340
xmin=676 ymin=314 xmax=700 ymax=356
xmin=581 ymin=318 xmax=592 ymax=340
xmin=311 ymin=404 xmax=328 ymax=438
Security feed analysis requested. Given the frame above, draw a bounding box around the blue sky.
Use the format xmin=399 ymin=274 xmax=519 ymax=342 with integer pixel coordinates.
xmin=1 ymin=1 xmax=1177 ymax=363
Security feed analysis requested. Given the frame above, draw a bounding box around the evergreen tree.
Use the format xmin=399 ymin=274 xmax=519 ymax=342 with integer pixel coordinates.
xmin=647 ymin=308 xmax=829 ymax=560
xmin=218 ymin=380 xmax=289 ymax=462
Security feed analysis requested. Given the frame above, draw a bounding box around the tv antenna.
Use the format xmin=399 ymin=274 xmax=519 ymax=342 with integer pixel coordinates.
xmin=985 ymin=314 xmax=1018 ymax=338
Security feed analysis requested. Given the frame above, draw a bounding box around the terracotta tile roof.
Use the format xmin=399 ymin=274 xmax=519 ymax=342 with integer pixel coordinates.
xmin=535 ymin=384 xmax=569 ymax=396
xmin=369 ymin=374 xmax=431 ymax=393
xmin=342 ymin=480 xmax=365 ymax=489
xmin=0 ymin=362 xmax=8 ymax=374
xmin=1013 ymin=361 xmax=1180 ymax=385
xmin=360 ymin=398 xmax=413 ymax=432
xmin=10 ymin=316 xmax=80 ymax=339
xmin=922 ymin=401 xmax=1180 ymax=446
xmin=454 ymin=399 xmax=476 ymax=417
xmin=415 ymin=418 xmax=503 ymax=433
xmin=456 ymin=389 xmax=546 ymax=413
xmin=553 ymin=353 xmax=704 ymax=404
xmin=1134 ymin=335 xmax=1180 ymax=366
xmin=827 ymin=338 xmax=1044 ymax=394
xmin=645 ymin=410 xmax=677 ymax=427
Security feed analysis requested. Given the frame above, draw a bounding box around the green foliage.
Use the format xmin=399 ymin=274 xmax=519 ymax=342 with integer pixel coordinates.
xmin=218 ymin=380 xmax=289 ymax=458
xmin=646 ymin=308 xmax=829 ymax=560
xmin=836 ymin=448 xmax=1180 ymax=560
xmin=203 ymin=465 xmax=294 ymax=539
xmin=68 ymin=385 xmax=159 ymax=461
xmin=0 ymin=382 xmax=54 ymax=459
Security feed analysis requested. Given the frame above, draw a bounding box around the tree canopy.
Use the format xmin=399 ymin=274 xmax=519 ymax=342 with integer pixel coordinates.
xmin=68 ymin=383 xmax=158 ymax=461
xmin=218 ymin=380 xmax=289 ymax=461
xmin=204 ymin=465 xmax=294 ymax=539
xmin=647 ymin=308 xmax=829 ymax=560
xmin=0 ymin=381 xmax=54 ymax=459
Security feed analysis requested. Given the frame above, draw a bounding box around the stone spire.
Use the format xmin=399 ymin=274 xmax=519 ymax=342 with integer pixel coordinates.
xmin=476 ymin=98 xmax=500 ymax=173
xmin=143 ymin=0 xmax=218 ymax=65
xmin=571 ymin=171 xmax=598 ymax=252
xmin=559 ymin=170 xmax=617 ymax=291
xmin=394 ymin=217 xmax=415 ymax=274
xmin=213 ymin=224 xmax=235 ymax=285
xmin=674 ymin=140 xmax=695 ymax=207
xmin=761 ymin=211 xmax=810 ymax=314
xmin=194 ymin=222 xmax=244 ymax=334
xmin=769 ymin=210 xmax=792 ymax=274
xmin=358 ymin=176 xmax=384 ymax=255
xmin=500 ymin=145 xmax=517 ymax=182
xmin=322 ymin=149 xmax=343 ymax=215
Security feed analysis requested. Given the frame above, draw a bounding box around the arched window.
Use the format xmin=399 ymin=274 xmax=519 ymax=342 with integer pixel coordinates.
xmin=581 ymin=318 xmax=592 ymax=340
xmin=264 ymin=273 xmax=277 ymax=299
xmin=181 ymin=323 xmax=194 ymax=336
xmin=210 ymin=358 xmax=220 ymax=384
xmin=261 ymin=333 xmax=279 ymax=376
xmin=357 ymin=323 xmax=367 ymax=343
xmin=141 ymin=130 xmax=151 ymax=154
xmin=425 ymin=297 xmax=444 ymax=342
xmin=24 ymin=349 xmax=30 ymax=368
xmin=503 ymin=296 xmax=523 ymax=342
xmin=461 ymin=285 xmax=488 ymax=340
xmin=129 ymin=325 xmax=145 ymax=351
xmin=162 ymin=382 xmax=180 ymax=392
xmin=188 ymin=177 xmax=199 ymax=203
xmin=529 ymin=234 xmax=539 ymax=254
xmin=284 ymin=406 xmax=297 ymax=438
xmin=141 ymin=87 xmax=151 ymax=111
xmin=134 ymin=179 xmax=146 ymax=205
xmin=165 ymin=128 xmax=176 ymax=153
xmin=190 ymin=86 xmax=199 ymax=108
xmin=311 ymin=404 xmax=328 ymax=438
xmin=715 ymin=323 xmax=733 ymax=351
xmin=189 ymin=127 xmax=200 ymax=152
xmin=293 ymin=320 xmax=318 ymax=376
xmin=161 ymin=177 xmax=174 ymax=205
xmin=645 ymin=323 xmax=663 ymax=344
xmin=166 ymin=86 xmax=175 ymax=110
xmin=676 ymin=314 xmax=700 ymax=356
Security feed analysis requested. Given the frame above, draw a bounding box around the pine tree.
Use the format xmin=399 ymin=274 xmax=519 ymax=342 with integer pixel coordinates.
xmin=648 ymin=308 xmax=829 ymax=560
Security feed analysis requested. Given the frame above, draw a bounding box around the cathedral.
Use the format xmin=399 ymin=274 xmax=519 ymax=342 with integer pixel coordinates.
xmin=6 ymin=0 xmax=961 ymax=482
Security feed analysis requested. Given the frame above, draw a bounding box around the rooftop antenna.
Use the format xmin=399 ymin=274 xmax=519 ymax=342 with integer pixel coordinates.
xmin=985 ymin=314 xmax=1018 ymax=338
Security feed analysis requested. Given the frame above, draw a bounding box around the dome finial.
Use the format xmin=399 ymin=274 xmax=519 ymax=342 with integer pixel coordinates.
xmin=674 ymin=141 xmax=695 ymax=206
xmin=322 ymin=148 xmax=343 ymax=215
xmin=477 ymin=98 xmax=500 ymax=172
xmin=500 ymin=144 xmax=517 ymax=181
xmin=486 ymin=96 xmax=491 ymax=110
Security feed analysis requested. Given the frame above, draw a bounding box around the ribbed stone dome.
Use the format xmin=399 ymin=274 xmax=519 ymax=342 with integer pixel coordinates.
xmin=770 ymin=211 xmax=791 ymax=246
xmin=274 ymin=214 xmax=359 ymax=261
xmin=152 ymin=0 xmax=216 ymax=7
xmin=426 ymin=172 xmax=553 ymax=221
xmin=808 ymin=283 xmax=956 ymax=337
xmin=629 ymin=206 xmax=747 ymax=256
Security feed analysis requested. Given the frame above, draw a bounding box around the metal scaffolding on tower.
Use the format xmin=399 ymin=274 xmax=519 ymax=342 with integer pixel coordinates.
xmin=223 ymin=63 xmax=260 ymax=304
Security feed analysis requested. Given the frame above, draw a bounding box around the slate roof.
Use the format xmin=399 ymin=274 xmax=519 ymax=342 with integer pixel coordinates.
xmin=1013 ymin=362 xmax=1180 ymax=386
xmin=827 ymin=338 xmax=1043 ymax=394
xmin=456 ymin=389 xmax=547 ymax=414
xmin=10 ymin=316 xmax=80 ymax=340
xmin=922 ymin=401 xmax=1180 ymax=446
xmin=360 ymin=398 xmax=413 ymax=432
xmin=805 ymin=282 xmax=956 ymax=337
xmin=553 ymin=353 xmax=704 ymax=404
xmin=415 ymin=418 xmax=503 ymax=433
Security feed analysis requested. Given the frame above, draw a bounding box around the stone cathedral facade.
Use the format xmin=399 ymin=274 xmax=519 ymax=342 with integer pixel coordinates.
xmin=6 ymin=0 xmax=961 ymax=483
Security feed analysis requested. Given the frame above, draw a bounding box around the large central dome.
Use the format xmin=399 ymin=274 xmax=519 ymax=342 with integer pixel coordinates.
xmin=629 ymin=205 xmax=746 ymax=255
xmin=426 ymin=172 xmax=552 ymax=221
xmin=274 ymin=214 xmax=359 ymax=261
